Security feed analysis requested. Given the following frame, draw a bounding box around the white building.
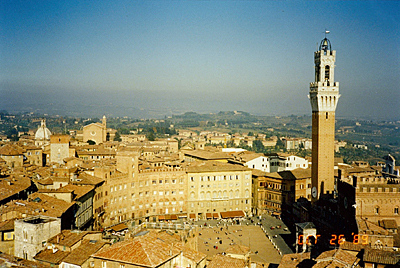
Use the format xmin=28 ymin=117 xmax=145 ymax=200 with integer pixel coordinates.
xmin=266 ymin=153 xmax=309 ymax=172
xmin=230 ymin=152 xmax=308 ymax=173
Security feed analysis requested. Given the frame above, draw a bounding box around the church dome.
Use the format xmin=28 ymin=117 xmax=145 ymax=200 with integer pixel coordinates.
xmin=35 ymin=119 xmax=51 ymax=140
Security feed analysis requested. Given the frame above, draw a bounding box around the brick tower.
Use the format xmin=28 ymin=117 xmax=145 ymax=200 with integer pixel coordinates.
xmin=309 ymin=37 xmax=340 ymax=202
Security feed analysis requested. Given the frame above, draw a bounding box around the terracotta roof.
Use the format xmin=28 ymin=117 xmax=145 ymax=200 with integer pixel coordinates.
xmin=52 ymin=184 xmax=94 ymax=200
xmin=231 ymin=151 xmax=265 ymax=163
xmin=73 ymin=172 xmax=104 ymax=186
xmin=151 ymin=230 xmax=181 ymax=245
xmin=187 ymin=161 xmax=250 ymax=173
xmin=380 ymin=219 xmax=398 ymax=229
xmin=25 ymin=192 xmax=74 ymax=217
xmin=183 ymin=150 xmax=232 ymax=160
xmin=357 ymin=218 xmax=388 ymax=235
xmin=36 ymin=177 xmax=53 ymax=185
xmin=278 ymin=252 xmax=312 ymax=268
xmin=0 ymin=176 xmax=32 ymax=202
xmin=0 ymin=219 xmax=14 ymax=231
xmin=207 ymin=254 xmax=247 ymax=268
xmin=34 ymin=248 xmax=70 ymax=264
xmin=93 ymin=236 xmax=180 ymax=266
xmin=61 ymin=239 xmax=109 ymax=266
xmin=0 ymin=252 xmax=48 ymax=268
xmin=363 ymin=248 xmax=400 ymax=265
xmin=48 ymin=230 xmax=90 ymax=247
xmin=174 ymin=245 xmax=206 ymax=263
xmin=225 ymin=244 xmax=251 ymax=255
xmin=315 ymin=248 xmax=360 ymax=267
xmin=0 ymin=144 xmax=25 ymax=156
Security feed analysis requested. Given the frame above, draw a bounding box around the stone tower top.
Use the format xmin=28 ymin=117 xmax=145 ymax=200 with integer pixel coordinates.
xmin=319 ymin=37 xmax=332 ymax=51
xmin=309 ymin=36 xmax=340 ymax=113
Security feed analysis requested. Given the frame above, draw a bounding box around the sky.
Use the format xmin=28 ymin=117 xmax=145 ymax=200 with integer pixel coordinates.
xmin=1 ymin=1 xmax=399 ymax=120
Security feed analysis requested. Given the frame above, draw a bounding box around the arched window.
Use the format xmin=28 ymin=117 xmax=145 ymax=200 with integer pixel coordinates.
xmin=325 ymin=65 xmax=330 ymax=84
xmin=375 ymin=206 xmax=380 ymax=215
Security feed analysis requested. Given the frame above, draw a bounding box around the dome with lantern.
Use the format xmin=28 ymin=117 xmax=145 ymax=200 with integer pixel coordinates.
xmin=35 ymin=119 xmax=51 ymax=146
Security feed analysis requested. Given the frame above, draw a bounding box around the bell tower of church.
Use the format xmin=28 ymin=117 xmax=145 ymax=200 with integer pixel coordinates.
xmin=309 ymin=37 xmax=340 ymax=202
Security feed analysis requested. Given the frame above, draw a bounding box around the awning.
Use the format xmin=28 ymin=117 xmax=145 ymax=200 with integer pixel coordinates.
xmin=109 ymin=223 xmax=128 ymax=232
xmin=158 ymin=215 xmax=165 ymax=220
xmin=206 ymin=213 xmax=212 ymax=219
xmin=163 ymin=214 xmax=178 ymax=220
xmin=220 ymin=210 xmax=245 ymax=219
xmin=189 ymin=213 xmax=196 ymax=219
xmin=213 ymin=213 xmax=219 ymax=219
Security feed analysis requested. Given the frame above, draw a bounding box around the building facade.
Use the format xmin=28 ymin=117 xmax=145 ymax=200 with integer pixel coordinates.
xmin=186 ymin=161 xmax=252 ymax=219
xmin=14 ymin=216 xmax=61 ymax=261
xmin=50 ymin=135 xmax=70 ymax=165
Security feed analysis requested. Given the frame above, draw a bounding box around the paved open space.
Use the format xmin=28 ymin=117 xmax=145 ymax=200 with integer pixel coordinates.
xmin=197 ymin=224 xmax=282 ymax=265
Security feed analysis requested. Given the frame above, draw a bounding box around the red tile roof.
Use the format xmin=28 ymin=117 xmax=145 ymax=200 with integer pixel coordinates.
xmin=34 ymin=248 xmax=70 ymax=264
xmin=207 ymin=254 xmax=247 ymax=268
xmin=93 ymin=236 xmax=180 ymax=267
xmin=61 ymin=239 xmax=109 ymax=266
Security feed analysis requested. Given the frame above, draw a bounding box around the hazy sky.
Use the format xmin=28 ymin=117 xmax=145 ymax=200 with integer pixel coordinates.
xmin=1 ymin=1 xmax=399 ymax=119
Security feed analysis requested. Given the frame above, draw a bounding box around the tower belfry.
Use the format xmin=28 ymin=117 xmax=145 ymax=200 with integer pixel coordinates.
xmin=309 ymin=36 xmax=340 ymax=201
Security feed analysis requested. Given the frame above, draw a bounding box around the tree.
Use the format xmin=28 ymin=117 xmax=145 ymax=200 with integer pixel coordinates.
xmin=253 ymin=140 xmax=265 ymax=153
xmin=147 ymin=132 xmax=155 ymax=141
xmin=114 ymin=132 xmax=122 ymax=142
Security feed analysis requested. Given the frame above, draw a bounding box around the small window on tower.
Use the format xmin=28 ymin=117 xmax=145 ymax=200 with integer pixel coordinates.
xmin=326 ymin=112 xmax=328 ymax=119
xmin=325 ymin=65 xmax=330 ymax=84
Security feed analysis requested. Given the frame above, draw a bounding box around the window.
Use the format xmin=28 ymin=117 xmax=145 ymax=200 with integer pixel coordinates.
xmin=325 ymin=65 xmax=330 ymax=82
xmin=375 ymin=207 xmax=379 ymax=215
xmin=395 ymin=207 xmax=399 ymax=214
xmin=102 ymin=261 xmax=107 ymax=268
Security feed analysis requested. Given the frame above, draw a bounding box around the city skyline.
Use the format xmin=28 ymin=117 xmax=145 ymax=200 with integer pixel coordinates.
xmin=1 ymin=1 xmax=399 ymax=120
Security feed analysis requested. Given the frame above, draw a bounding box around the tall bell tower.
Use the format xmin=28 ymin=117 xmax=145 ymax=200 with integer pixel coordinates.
xmin=309 ymin=37 xmax=340 ymax=202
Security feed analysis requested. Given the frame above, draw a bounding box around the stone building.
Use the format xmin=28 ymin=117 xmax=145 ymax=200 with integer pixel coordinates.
xmin=14 ymin=216 xmax=61 ymax=261
xmin=186 ymin=161 xmax=252 ymax=219
xmin=82 ymin=115 xmax=116 ymax=145
xmin=96 ymin=149 xmax=187 ymax=226
xmin=50 ymin=134 xmax=70 ymax=165
xmin=0 ymin=144 xmax=24 ymax=169
xmin=252 ymin=170 xmax=284 ymax=216
xmin=23 ymin=146 xmax=43 ymax=166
